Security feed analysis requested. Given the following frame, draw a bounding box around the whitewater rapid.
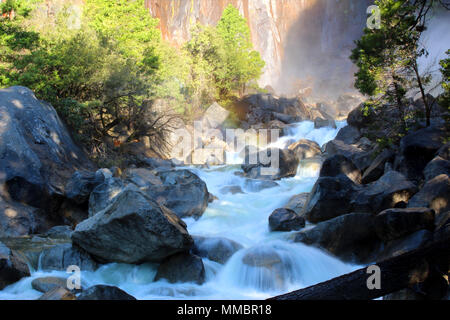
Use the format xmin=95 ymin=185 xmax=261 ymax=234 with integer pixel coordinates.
xmin=0 ymin=120 xmax=360 ymax=300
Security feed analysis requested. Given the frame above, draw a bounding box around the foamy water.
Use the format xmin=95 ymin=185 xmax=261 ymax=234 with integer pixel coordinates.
xmin=0 ymin=120 xmax=359 ymax=300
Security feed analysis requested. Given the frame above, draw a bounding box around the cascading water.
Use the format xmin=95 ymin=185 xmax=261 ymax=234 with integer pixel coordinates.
xmin=0 ymin=120 xmax=360 ymax=300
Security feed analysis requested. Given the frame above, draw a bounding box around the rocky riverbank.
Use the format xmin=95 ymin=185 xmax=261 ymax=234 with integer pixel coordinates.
xmin=0 ymin=86 xmax=448 ymax=300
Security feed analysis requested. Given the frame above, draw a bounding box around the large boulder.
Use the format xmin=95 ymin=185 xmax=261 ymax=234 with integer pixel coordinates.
xmin=320 ymin=155 xmax=362 ymax=183
xmin=0 ymin=241 xmax=30 ymax=289
xmin=72 ymin=187 xmax=193 ymax=264
xmin=347 ymin=103 xmax=376 ymax=129
xmin=374 ymin=208 xmax=435 ymax=242
xmin=38 ymin=287 xmax=76 ymax=300
xmin=302 ymin=175 xmax=360 ymax=223
xmin=31 ymin=277 xmax=70 ymax=293
xmin=288 ymin=139 xmax=322 ymax=160
xmin=154 ymin=253 xmax=205 ymax=285
xmin=200 ymin=102 xmax=230 ymax=129
xmin=335 ymin=125 xmax=361 ymax=145
xmin=293 ymin=213 xmax=381 ymax=264
xmin=314 ymin=117 xmax=336 ymax=129
xmin=65 ymin=171 xmax=105 ymax=205
xmin=268 ymin=208 xmax=305 ymax=232
xmin=143 ymin=170 xmax=209 ymax=220
xmin=0 ymin=195 xmax=46 ymax=236
xmin=77 ymin=285 xmax=136 ymax=300
xmin=377 ymin=229 xmax=433 ymax=262
xmin=394 ymin=125 xmax=446 ymax=182
xmin=407 ymin=174 xmax=450 ymax=216
xmin=0 ymin=86 xmax=95 ymax=220
xmin=284 ymin=193 xmax=309 ymax=215
xmin=352 ymin=171 xmax=418 ymax=214
xmin=192 ymin=236 xmax=243 ymax=265
xmin=361 ymin=149 xmax=395 ymax=184
xmin=324 ymin=139 xmax=375 ymax=172
xmin=242 ymin=148 xmax=299 ymax=180
xmin=88 ymin=177 xmax=125 ymax=217
xmin=38 ymin=243 xmax=97 ymax=272
xmin=423 ymin=156 xmax=450 ymax=181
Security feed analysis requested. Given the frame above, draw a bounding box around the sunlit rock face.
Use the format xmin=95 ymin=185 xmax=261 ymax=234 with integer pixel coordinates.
xmin=145 ymin=0 xmax=372 ymax=97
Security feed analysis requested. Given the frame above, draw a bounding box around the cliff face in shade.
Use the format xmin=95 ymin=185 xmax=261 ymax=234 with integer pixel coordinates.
xmin=145 ymin=0 xmax=373 ymax=97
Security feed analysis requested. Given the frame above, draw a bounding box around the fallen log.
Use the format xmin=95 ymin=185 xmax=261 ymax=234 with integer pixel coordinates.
xmin=269 ymin=235 xmax=450 ymax=300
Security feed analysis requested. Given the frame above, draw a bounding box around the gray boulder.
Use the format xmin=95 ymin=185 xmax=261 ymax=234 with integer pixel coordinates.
xmin=65 ymin=171 xmax=105 ymax=205
xmin=377 ymin=229 xmax=433 ymax=262
xmin=374 ymin=208 xmax=435 ymax=242
xmin=394 ymin=125 xmax=446 ymax=182
xmin=31 ymin=277 xmax=70 ymax=293
xmin=43 ymin=225 xmax=73 ymax=240
xmin=423 ymin=156 xmax=450 ymax=181
xmin=352 ymin=171 xmax=418 ymax=215
xmin=407 ymin=174 xmax=450 ymax=215
xmin=155 ymin=253 xmax=205 ymax=284
xmin=302 ymin=175 xmax=360 ymax=223
xmin=192 ymin=236 xmax=243 ymax=264
xmin=325 ymin=139 xmax=375 ymax=172
xmin=361 ymin=149 xmax=395 ymax=184
xmin=39 ymin=243 xmax=97 ymax=271
xmin=88 ymin=177 xmax=125 ymax=217
xmin=335 ymin=125 xmax=361 ymax=145
xmin=288 ymin=139 xmax=322 ymax=160
xmin=269 ymin=208 xmax=305 ymax=232
xmin=0 ymin=241 xmax=30 ymax=289
xmin=294 ymin=213 xmax=381 ymax=264
xmin=0 ymin=86 xmax=95 ymax=220
xmin=77 ymin=285 xmax=136 ymax=300
xmin=314 ymin=118 xmax=336 ymax=129
xmin=320 ymin=155 xmax=362 ymax=183
xmin=144 ymin=170 xmax=209 ymax=220
xmin=284 ymin=193 xmax=309 ymax=215
xmin=242 ymin=148 xmax=299 ymax=180
xmin=72 ymin=187 xmax=193 ymax=264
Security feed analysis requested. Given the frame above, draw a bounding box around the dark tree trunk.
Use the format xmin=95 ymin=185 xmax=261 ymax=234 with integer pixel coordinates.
xmin=269 ymin=235 xmax=450 ymax=300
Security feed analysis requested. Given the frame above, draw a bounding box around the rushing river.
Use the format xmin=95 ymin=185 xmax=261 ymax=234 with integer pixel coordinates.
xmin=0 ymin=120 xmax=360 ymax=300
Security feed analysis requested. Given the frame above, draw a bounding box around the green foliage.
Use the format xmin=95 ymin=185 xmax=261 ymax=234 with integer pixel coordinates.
xmin=183 ymin=5 xmax=265 ymax=111
xmin=439 ymin=50 xmax=450 ymax=110
xmin=350 ymin=0 xmax=433 ymax=129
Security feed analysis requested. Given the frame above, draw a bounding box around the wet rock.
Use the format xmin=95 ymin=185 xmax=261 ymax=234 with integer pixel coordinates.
xmin=374 ymin=208 xmax=435 ymax=242
xmin=242 ymin=148 xmax=299 ymax=180
xmin=88 ymin=178 xmax=125 ymax=217
xmin=192 ymin=236 xmax=243 ymax=264
xmin=72 ymin=187 xmax=193 ymax=264
xmin=39 ymin=243 xmax=97 ymax=271
xmin=314 ymin=117 xmax=336 ymax=129
xmin=294 ymin=213 xmax=381 ymax=264
xmin=284 ymin=193 xmax=309 ymax=215
xmin=244 ymin=179 xmax=279 ymax=192
xmin=353 ymin=171 xmax=418 ymax=215
xmin=423 ymin=156 xmax=450 ymax=181
xmin=0 ymin=196 xmax=46 ymax=236
xmin=335 ymin=125 xmax=361 ymax=145
xmin=303 ymin=175 xmax=360 ymax=223
xmin=42 ymin=225 xmax=73 ymax=240
xmin=124 ymin=168 xmax=162 ymax=187
xmin=155 ymin=253 xmax=205 ymax=285
xmin=407 ymin=174 xmax=450 ymax=215
xmin=144 ymin=170 xmax=209 ymax=219
xmin=0 ymin=86 xmax=95 ymax=223
xmin=208 ymin=193 xmax=218 ymax=203
xmin=65 ymin=171 xmax=105 ymax=205
xmin=394 ymin=125 xmax=446 ymax=182
xmin=376 ymin=230 xmax=433 ymax=261
xmin=31 ymin=277 xmax=69 ymax=293
xmin=220 ymin=186 xmax=245 ymax=195
xmin=77 ymin=285 xmax=136 ymax=300
xmin=324 ymin=139 xmax=375 ymax=172
xmin=362 ymin=149 xmax=395 ymax=184
xmin=38 ymin=287 xmax=76 ymax=300
xmin=269 ymin=208 xmax=305 ymax=232
xmin=320 ymin=155 xmax=362 ymax=183
xmin=288 ymin=139 xmax=322 ymax=160
xmin=0 ymin=241 xmax=30 ymax=289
